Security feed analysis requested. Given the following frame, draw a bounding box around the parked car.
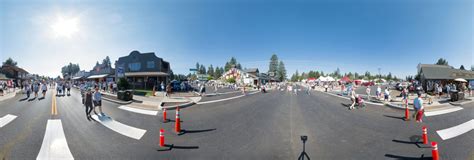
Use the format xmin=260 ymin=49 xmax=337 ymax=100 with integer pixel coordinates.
xmin=395 ymin=82 xmax=409 ymax=91
xmin=362 ymin=81 xmax=374 ymax=86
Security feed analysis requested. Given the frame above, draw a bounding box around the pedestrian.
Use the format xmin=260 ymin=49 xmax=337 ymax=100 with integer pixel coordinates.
xmin=161 ymin=82 xmax=165 ymax=92
xmin=25 ymin=83 xmax=31 ymax=99
xmin=113 ymin=82 xmax=117 ymax=94
xmin=349 ymin=89 xmax=356 ymax=110
xmin=93 ymin=87 xmax=104 ymax=116
xmin=166 ymin=83 xmax=172 ymax=97
xmin=62 ymin=82 xmax=66 ymax=95
xmin=33 ymin=82 xmax=39 ymax=98
xmin=41 ymin=82 xmax=47 ymax=97
xmin=341 ymin=83 xmax=345 ymax=95
xmin=384 ymin=87 xmax=390 ymax=102
xmin=434 ymin=83 xmax=439 ymax=98
xmin=446 ymin=84 xmax=451 ymax=98
xmin=66 ymin=82 xmax=71 ymax=95
xmin=376 ymin=85 xmax=381 ymax=99
xmin=414 ymin=93 xmax=424 ymax=122
xmin=84 ymin=88 xmax=94 ymax=121
xmin=214 ymin=84 xmax=218 ymax=94
xmin=401 ymin=87 xmax=408 ymax=105
xmin=366 ymin=86 xmax=371 ymax=100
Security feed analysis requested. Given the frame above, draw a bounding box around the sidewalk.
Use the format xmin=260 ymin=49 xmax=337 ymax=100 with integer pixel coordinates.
xmin=0 ymin=88 xmax=21 ymax=102
xmin=310 ymin=85 xmax=462 ymax=111
xmin=101 ymin=91 xmax=201 ymax=111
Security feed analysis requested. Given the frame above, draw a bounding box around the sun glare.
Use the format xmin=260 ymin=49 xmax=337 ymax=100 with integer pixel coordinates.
xmin=51 ymin=17 xmax=79 ymax=38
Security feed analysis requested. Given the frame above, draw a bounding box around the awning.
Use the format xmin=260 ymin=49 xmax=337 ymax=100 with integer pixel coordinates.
xmin=124 ymin=72 xmax=169 ymax=77
xmin=87 ymin=74 xmax=109 ymax=79
xmin=72 ymin=76 xmax=83 ymax=80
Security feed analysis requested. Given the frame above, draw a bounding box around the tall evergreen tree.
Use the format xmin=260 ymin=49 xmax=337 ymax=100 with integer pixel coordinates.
xmin=2 ymin=57 xmax=17 ymax=66
xmin=268 ymin=54 xmax=279 ymax=78
xmin=208 ymin=65 xmax=215 ymax=76
xmin=460 ymin=65 xmax=465 ymax=70
xmin=278 ymin=61 xmax=287 ymax=81
xmin=435 ymin=58 xmax=449 ymax=65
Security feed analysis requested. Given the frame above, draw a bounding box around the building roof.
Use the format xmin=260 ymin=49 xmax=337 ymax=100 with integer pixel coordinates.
xmin=124 ymin=72 xmax=169 ymax=77
xmin=117 ymin=50 xmax=169 ymax=65
xmin=243 ymin=68 xmax=259 ymax=73
xmin=420 ymin=65 xmax=474 ymax=80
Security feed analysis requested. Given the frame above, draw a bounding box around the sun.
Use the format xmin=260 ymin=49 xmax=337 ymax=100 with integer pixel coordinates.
xmin=51 ymin=17 xmax=79 ymax=38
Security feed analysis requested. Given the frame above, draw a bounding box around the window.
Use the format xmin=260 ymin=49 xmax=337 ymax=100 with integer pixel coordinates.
xmin=147 ymin=61 xmax=155 ymax=69
xmin=128 ymin=62 xmax=141 ymax=71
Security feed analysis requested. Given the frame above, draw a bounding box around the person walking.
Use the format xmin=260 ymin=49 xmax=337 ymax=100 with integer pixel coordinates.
xmin=446 ymin=84 xmax=451 ymax=98
xmin=25 ymin=83 xmax=31 ymax=99
xmin=66 ymin=82 xmax=71 ymax=95
xmin=376 ymin=85 xmax=382 ymax=100
xmin=366 ymin=86 xmax=371 ymax=100
xmin=84 ymin=89 xmax=94 ymax=121
xmin=384 ymin=87 xmax=390 ymax=102
xmin=93 ymin=87 xmax=104 ymax=116
xmin=414 ymin=93 xmax=424 ymax=122
xmin=33 ymin=82 xmax=39 ymax=98
xmin=41 ymin=82 xmax=47 ymax=97
xmin=349 ymin=89 xmax=356 ymax=110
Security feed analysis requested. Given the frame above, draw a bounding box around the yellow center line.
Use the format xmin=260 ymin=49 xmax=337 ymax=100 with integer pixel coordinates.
xmin=51 ymin=90 xmax=58 ymax=116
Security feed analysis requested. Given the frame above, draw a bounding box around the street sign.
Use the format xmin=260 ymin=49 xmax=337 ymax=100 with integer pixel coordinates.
xmin=189 ymin=68 xmax=198 ymax=71
xmin=117 ymin=67 xmax=124 ymax=78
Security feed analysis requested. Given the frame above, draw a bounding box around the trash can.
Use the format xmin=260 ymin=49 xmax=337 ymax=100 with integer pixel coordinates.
xmin=450 ymin=90 xmax=458 ymax=102
xmin=117 ymin=90 xmax=133 ymax=101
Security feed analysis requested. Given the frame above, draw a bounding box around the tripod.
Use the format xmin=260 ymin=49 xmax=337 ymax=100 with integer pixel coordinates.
xmin=298 ymin=136 xmax=310 ymax=160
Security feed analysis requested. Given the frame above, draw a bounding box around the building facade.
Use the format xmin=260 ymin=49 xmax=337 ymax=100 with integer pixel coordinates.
xmin=417 ymin=64 xmax=474 ymax=91
xmin=87 ymin=63 xmax=115 ymax=83
xmin=115 ymin=50 xmax=171 ymax=90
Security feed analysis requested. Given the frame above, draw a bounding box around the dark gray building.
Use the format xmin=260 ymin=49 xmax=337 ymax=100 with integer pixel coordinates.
xmin=417 ymin=64 xmax=474 ymax=91
xmin=115 ymin=50 xmax=170 ymax=89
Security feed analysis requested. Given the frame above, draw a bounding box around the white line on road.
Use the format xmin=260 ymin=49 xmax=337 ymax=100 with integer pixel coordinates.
xmin=37 ymin=120 xmax=74 ymax=160
xmin=0 ymin=114 xmax=17 ymax=128
xmin=118 ymin=105 xmax=158 ymax=116
xmin=436 ymin=119 xmax=474 ymax=140
xmin=425 ymin=107 xmax=463 ymax=117
xmin=91 ymin=115 xmax=146 ymax=140
xmin=197 ymin=91 xmax=259 ymax=105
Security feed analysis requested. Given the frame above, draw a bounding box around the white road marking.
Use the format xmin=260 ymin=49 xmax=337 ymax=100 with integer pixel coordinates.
xmin=425 ymin=107 xmax=463 ymax=117
xmin=91 ymin=115 xmax=146 ymax=140
xmin=118 ymin=105 xmax=158 ymax=116
xmin=436 ymin=119 xmax=474 ymax=140
xmin=37 ymin=120 xmax=74 ymax=160
xmin=0 ymin=114 xmax=17 ymax=128
xmin=197 ymin=91 xmax=259 ymax=105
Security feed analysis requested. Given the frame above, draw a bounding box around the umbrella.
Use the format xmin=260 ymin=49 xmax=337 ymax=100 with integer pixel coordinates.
xmin=454 ymin=78 xmax=467 ymax=82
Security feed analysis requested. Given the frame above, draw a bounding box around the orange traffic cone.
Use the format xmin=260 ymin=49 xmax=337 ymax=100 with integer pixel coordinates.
xmin=422 ymin=126 xmax=428 ymax=145
xmin=431 ymin=142 xmax=439 ymax=160
xmin=175 ymin=106 xmax=181 ymax=133
xmin=159 ymin=129 xmax=165 ymax=147
xmin=162 ymin=108 xmax=167 ymax=123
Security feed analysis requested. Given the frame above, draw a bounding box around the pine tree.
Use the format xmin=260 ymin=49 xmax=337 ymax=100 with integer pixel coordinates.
xmin=278 ymin=61 xmax=287 ymax=81
xmin=208 ymin=65 xmax=215 ymax=77
xmin=268 ymin=54 xmax=279 ymax=78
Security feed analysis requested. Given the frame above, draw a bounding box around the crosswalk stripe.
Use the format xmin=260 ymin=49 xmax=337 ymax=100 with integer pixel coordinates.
xmin=0 ymin=114 xmax=17 ymax=128
xmin=91 ymin=115 xmax=146 ymax=140
xmin=37 ymin=119 xmax=74 ymax=160
xmin=118 ymin=105 xmax=158 ymax=116
xmin=436 ymin=119 xmax=474 ymax=140
xmin=425 ymin=107 xmax=463 ymax=117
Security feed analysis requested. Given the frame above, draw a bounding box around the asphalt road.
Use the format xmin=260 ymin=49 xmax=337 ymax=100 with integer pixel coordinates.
xmin=0 ymin=86 xmax=472 ymax=159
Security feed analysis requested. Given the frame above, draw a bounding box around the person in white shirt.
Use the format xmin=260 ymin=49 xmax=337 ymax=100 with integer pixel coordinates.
xmin=376 ymin=86 xmax=381 ymax=99
xmin=384 ymin=88 xmax=390 ymax=102
xmin=349 ymin=90 xmax=356 ymax=110
xmin=366 ymin=87 xmax=371 ymax=100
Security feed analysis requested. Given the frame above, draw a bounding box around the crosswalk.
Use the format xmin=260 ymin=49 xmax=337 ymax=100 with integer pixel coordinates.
xmin=118 ymin=105 xmax=158 ymax=116
xmin=425 ymin=106 xmax=463 ymax=117
xmin=0 ymin=114 xmax=17 ymax=128
xmin=91 ymin=114 xmax=147 ymax=140
xmin=37 ymin=119 xmax=74 ymax=160
xmin=436 ymin=119 xmax=474 ymax=140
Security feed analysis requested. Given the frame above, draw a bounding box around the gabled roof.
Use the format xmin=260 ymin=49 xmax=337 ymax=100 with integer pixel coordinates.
xmin=243 ymin=68 xmax=259 ymax=73
xmin=420 ymin=65 xmax=474 ymax=80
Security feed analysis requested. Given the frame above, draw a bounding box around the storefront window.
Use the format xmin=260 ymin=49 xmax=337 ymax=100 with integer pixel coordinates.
xmin=128 ymin=62 xmax=141 ymax=71
xmin=147 ymin=61 xmax=155 ymax=68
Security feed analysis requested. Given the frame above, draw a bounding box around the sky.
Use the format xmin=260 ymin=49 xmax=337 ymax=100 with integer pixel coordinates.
xmin=0 ymin=0 xmax=472 ymax=78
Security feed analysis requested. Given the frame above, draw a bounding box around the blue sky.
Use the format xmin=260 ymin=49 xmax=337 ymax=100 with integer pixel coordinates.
xmin=0 ymin=0 xmax=472 ymax=78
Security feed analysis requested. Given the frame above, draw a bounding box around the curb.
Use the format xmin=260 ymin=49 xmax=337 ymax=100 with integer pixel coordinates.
xmin=161 ymin=101 xmax=196 ymax=110
xmin=0 ymin=90 xmax=20 ymax=102
xmin=449 ymin=99 xmax=474 ymax=106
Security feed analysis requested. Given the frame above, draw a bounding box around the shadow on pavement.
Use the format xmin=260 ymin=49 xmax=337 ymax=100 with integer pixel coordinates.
xmin=384 ymin=154 xmax=431 ymax=160
xmin=38 ymin=97 xmax=45 ymax=101
xmin=28 ymin=97 xmax=36 ymax=101
xmin=383 ymin=114 xmax=405 ymax=121
xmin=19 ymin=97 xmax=28 ymax=101
xmin=392 ymin=136 xmax=432 ymax=149
xmin=157 ymin=144 xmax=199 ymax=151
xmin=178 ymin=128 xmax=216 ymax=136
